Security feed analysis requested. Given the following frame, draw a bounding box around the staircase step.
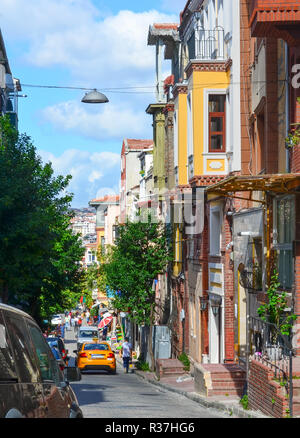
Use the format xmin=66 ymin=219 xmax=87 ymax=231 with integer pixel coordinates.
xmin=207 ymin=388 xmax=243 ymax=397
xmin=211 ymin=380 xmax=245 ymax=390
xmin=292 ymin=380 xmax=300 ymax=397
xmin=292 ymin=396 xmax=300 ymax=416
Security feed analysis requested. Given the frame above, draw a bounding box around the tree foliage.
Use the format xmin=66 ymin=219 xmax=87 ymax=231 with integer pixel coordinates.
xmin=0 ymin=116 xmax=84 ymax=325
xmin=257 ymin=270 xmax=296 ymax=340
xmin=104 ymin=217 xmax=171 ymax=325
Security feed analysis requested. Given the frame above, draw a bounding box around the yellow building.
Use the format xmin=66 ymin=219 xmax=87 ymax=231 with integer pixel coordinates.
xmin=186 ymin=61 xmax=231 ymax=180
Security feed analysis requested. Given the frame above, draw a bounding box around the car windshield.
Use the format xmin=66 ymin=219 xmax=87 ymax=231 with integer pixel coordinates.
xmin=79 ymin=330 xmax=98 ymax=338
xmin=84 ymin=344 xmax=110 ymax=351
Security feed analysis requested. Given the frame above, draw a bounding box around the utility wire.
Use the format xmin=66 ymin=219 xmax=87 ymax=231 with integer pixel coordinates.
xmin=20 ymin=78 xmax=291 ymax=95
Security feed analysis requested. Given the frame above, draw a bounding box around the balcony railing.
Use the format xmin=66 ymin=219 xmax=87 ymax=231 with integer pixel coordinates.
xmin=195 ymin=26 xmax=225 ymax=61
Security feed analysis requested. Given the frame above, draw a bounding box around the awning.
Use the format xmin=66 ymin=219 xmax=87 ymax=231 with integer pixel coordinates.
xmin=207 ymin=173 xmax=300 ymax=200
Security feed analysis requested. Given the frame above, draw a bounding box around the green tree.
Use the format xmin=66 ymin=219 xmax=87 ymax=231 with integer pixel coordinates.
xmin=104 ymin=218 xmax=171 ymax=325
xmin=104 ymin=217 xmax=171 ymax=369
xmin=0 ymin=116 xmax=84 ymax=325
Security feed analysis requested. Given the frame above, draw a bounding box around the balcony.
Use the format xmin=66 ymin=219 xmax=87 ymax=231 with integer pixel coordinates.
xmin=194 ymin=26 xmax=225 ymax=61
xmin=250 ymin=0 xmax=300 ymax=45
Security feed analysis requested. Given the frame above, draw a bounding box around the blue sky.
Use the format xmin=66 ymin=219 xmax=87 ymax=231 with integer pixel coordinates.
xmin=1 ymin=0 xmax=184 ymax=207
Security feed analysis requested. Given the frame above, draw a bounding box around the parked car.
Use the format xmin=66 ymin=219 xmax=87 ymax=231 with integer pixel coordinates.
xmin=46 ymin=336 xmax=69 ymax=365
xmin=0 ymin=303 xmax=83 ymax=418
xmin=51 ymin=314 xmax=62 ymax=325
xmin=48 ymin=342 xmax=66 ymax=372
xmin=76 ymin=326 xmax=99 ymax=351
xmin=75 ymin=342 xmax=116 ymax=374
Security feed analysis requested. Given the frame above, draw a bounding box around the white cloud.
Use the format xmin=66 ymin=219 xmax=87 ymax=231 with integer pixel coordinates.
xmin=1 ymin=2 xmax=177 ymax=85
xmin=41 ymin=100 xmax=151 ymax=140
xmin=0 ymin=1 xmax=179 ymax=204
xmin=38 ymin=148 xmax=120 ymax=207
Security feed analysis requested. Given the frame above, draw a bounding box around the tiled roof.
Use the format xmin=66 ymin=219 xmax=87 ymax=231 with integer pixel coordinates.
xmin=153 ymin=23 xmax=178 ymax=30
xmin=89 ymin=195 xmax=120 ymax=204
xmin=125 ymin=139 xmax=153 ymax=150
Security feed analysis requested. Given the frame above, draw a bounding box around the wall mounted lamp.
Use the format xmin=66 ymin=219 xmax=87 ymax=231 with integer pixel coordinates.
xmin=200 ymin=297 xmax=208 ymax=311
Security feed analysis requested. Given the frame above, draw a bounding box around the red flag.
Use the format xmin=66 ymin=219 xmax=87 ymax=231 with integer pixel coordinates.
xmin=79 ymin=296 xmax=83 ymax=303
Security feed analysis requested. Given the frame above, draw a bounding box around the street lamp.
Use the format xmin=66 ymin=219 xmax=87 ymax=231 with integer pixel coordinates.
xmin=211 ymin=303 xmax=220 ymax=316
xmin=200 ymin=296 xmax=208 ymax=311
xmin=81 ymin=89 xmax=109 ymax=104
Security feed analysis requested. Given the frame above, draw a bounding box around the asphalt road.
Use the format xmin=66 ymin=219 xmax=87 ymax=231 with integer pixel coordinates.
xmin=64 ymin=327 xmax=226 ymax=419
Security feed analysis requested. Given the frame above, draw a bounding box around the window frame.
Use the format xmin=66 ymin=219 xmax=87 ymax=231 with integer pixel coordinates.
xmin=209 ymin=204 xmax=222 ymax=256
xmin=208 ymin=95 xmax=226 ymax=153
xmin=273 ymin=195 xmax=295 ymax=290
xmin=203 ymin=89 xmax=227 ymax=155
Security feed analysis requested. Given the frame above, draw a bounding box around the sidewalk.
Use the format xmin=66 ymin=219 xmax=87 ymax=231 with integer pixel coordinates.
xmin=116 ymin=357 xmax=268 ymax=419
xmin=65 ymin=328 xmax=266 ymax=418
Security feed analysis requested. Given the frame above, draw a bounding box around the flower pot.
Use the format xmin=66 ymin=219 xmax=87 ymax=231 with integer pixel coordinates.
xmin=266 ymin=345 xmax=282 ymax=361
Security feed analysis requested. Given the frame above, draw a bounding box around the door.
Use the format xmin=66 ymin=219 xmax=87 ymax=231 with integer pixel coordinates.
xmin=237 ymin=268 xmax=247 ymax=358
xmin=209 ymin=305 xmax=221 ymax=363
xmin=0 ymin=310 xmax=23 ymax=418
xmin=4 ymin=312 xmax=46 ymax=418
xmin=27 ymin=322 xmax=71 ymax=418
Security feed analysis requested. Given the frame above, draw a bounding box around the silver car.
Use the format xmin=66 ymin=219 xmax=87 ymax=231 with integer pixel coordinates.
xmin=76 ymin=326 xmax=99 ymax=351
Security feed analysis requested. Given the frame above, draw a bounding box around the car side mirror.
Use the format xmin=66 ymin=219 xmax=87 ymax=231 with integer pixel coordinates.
xmin=64 ymin=366 xmax=81 ymax=382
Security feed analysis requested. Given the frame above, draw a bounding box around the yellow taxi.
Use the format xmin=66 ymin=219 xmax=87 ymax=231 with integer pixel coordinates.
xmin=76 ymin=341 xmax=116 ymax=374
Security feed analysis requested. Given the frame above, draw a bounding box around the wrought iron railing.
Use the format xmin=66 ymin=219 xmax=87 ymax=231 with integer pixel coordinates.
xmin=195 ymin=26 xmax=225 ymax=61
xmin=249 ymin=315 xmax=294 ymax=417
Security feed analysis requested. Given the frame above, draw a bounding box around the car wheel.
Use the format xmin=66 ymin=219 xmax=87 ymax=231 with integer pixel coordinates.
xmin=110 ymin=368 xmax=116 ymax=375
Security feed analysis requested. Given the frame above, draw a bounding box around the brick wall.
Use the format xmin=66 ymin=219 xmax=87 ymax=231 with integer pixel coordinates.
xmin=248 ymin=359 xmax=289 ymax=418
xmin=240 ymin=0 xmax=252 ymax=175
xmin=223 ymin=210 xmax=235 ymax=362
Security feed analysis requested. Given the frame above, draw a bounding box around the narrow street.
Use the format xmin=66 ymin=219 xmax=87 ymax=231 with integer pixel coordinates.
xmin=64 ymin=328 xmax=227 ymax=419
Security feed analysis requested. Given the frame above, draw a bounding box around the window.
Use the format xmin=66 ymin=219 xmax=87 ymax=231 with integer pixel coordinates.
xmin=79 ymin=330 xmax=98 ymax=338
xmin=5 ymin=314 xmax=40 ymax=383
xmin=273 ymin=196 xmax=295 ymax=289
xmin=209 ymin=205 xmax=222 ymax=255
xmin=88 ymin=251 xmax=95 ymax=263
xmin=208 ymin=94 xmax=226 ymax=152
xmin=28 ymin=323 xmax=61 ymax=384
xmin=187 ymin=93 xmax=193 ymax=158
xmin=0 ymin=310 xmax=17 ymax=382
xmin=84 ymin=344 xmax=109 ymax=351
xmin=174 ymin=110 xmax=178 ymax=169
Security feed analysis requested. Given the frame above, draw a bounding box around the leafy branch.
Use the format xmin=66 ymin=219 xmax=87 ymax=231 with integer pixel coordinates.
xmin=285 ymin=97 xmax=300 ymax=149
xmin=257 ymin=270 xmax=296 ymax=340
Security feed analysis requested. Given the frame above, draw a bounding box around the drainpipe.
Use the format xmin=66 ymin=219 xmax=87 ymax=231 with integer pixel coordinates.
xmin=285 ymin=42 xmax=290 ymax=173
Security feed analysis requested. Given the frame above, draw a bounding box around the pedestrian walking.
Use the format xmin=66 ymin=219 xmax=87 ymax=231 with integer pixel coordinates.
xmin=102 ymin=325 xmax=108 ymax=341
xmin=121 ymin=337 xmax=132 ymax=373
xmin=60 ymin=323 xmax=65 ymax=340
xmin=65 ymin=314 xmax=71 ymax=331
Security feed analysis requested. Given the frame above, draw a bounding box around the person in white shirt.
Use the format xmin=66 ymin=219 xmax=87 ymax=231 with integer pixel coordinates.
xmin=121 ymin=337 xmax=132 ymax=373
